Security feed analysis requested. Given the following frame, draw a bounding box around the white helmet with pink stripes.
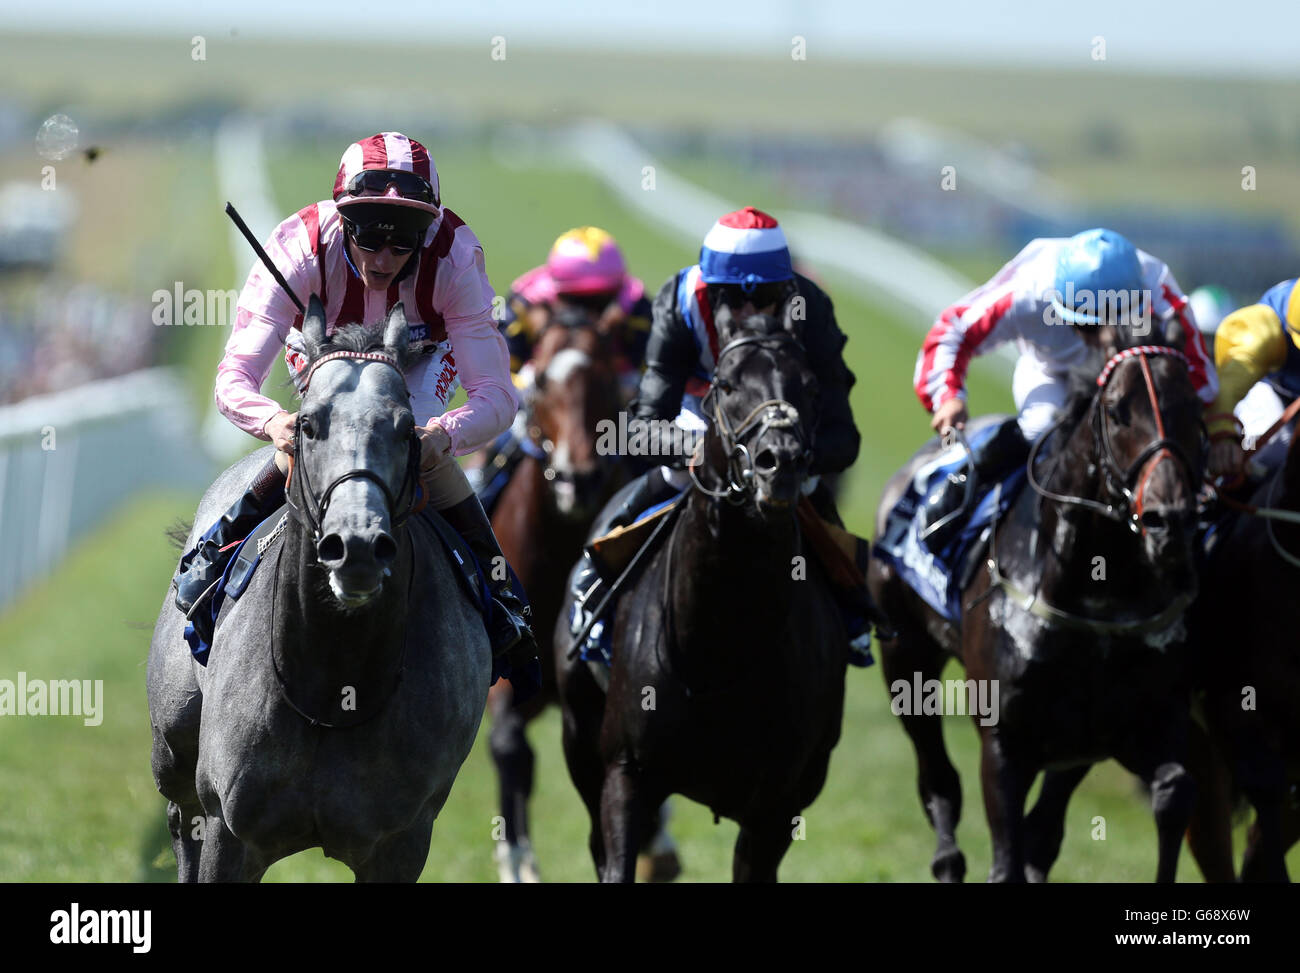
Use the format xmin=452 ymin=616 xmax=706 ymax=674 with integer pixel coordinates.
xmin=333 ymin=132 xmax=441 ymax=240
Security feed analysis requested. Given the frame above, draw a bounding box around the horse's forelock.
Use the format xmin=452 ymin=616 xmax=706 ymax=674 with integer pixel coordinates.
xmin=306 ymin=321 xmax=414 ymax=372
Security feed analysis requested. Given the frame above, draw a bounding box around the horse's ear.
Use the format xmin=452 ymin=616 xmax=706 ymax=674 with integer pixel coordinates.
xmin=1162 ymin=313 xmax=1184 ymax=349
xmin=713 ymin=302 xmax=736 ymax=344
xmin=383 ymin=301 xmax=410 ymax=354
xmin=781 ymin=292 xmax=804 ymax=337
xmin=303 ymin=293 xmax=327 ymax=352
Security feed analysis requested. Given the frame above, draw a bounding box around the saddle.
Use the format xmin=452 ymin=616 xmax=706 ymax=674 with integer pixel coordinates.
xmin=876 ymin=464 xmax=1027 ymax=625
xmin=185 ymin=507 xmax=288 ymax=665
xmin=185 ymin=505 xmax=492 ymax=668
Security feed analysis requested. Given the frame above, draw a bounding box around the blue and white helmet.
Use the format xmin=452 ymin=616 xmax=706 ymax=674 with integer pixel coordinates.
xmin=699 ymin=206 xmax=794 ymax=292
xmin=1050 ymin=228 xmax=1147 ymax=326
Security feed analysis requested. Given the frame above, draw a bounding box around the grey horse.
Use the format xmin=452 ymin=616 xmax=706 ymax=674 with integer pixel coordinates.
xmin=148 ymin=299 xmax=492 ymax=882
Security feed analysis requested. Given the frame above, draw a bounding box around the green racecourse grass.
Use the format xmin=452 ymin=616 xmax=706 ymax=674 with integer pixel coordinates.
xmin=3 ymin=133 xmax=1298 ymax=883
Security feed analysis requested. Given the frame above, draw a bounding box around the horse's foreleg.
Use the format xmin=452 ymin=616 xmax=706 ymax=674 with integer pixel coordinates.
xmin=353 ymin=812 xmax=436 ymax=883
xmin=1148 ymin=761 xmax=1197 ymax=883
xmin=636 ymin=799 xmax=683 ymax=883
xmin=1239 ymin=747 xmax=1291 ymax=883
xmin=979 ymin=729 xmax=1034 ymax=883
xmin=166 ymin=800 xmax=205 ymax=883
xmin=1184 ymin=720 xmax=1237 ymax=883
xmin=733 ymin=812 xmax=796 ymax=883
xmin=557 ymin=655 xmax=609 ymax=879
xmin=488 ymin=682 xmax=540 ymax=882
xmin=598 ymin=760 xmax=651 ymax=883
xmin=196 ymin=814 xmax=265 ymax=883
xmin=1023 ymin=765 xmax=1090 ymax=882
xmin=881 ymin=627 xmax=965 ymax=882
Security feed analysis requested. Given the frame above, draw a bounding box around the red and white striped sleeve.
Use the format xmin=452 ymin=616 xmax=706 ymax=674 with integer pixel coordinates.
xmin=913 ymin=284 xmax=1018 ymax=413
xmin=1144 ymin=257 xmax=1217 ymax=405
xmin=214 ymin=208 xmax=316 ymax=439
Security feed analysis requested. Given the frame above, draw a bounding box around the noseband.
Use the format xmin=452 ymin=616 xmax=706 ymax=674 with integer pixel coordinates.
xmin=285 ymin=350 xmax=422 ymax=541
xmin=1028 ymin=345 xmax=1199 ymax=534
xmin=689 ymin=333 xmax=813 ymax=504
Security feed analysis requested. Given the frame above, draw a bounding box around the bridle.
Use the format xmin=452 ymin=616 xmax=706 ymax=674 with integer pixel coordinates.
xmin=1027 ymin=345 xmax=1201 ymax=535
xmin=973 ymin=344 xmax=1204 ymax=636
xmin=526 ymin=315 xmax=620 ymax=500
xmin=688 ymin=333 xmax=814 ymax=504
xmin=285 ymin=350 xmax=423 ymax=542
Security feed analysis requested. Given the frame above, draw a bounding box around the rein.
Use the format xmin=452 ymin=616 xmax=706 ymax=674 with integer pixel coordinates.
xmin=978 ymin=345 xmax=1198 ymax=635
xmin=1027 ymin=345 xmax=1196 ymax=535
xmin=688 ymin=333 xmax=810 ymax=503
xmin=1212 ymin=394 xmax=1300 ymax=525
xmin=267 ymin=527 xmax=415 ymax=728
xmin=272 ymin=348 xmax=422 ymax=727
xmin=285 ymin=351 xmax=422 ymax=542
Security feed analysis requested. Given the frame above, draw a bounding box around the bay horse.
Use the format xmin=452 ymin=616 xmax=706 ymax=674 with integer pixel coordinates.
xmin=485 ymin=306 xmax=673 ymax=882
xmin=148 ymin=300 xmax=491 ymax=881
xmin=869 ymin=324 xmax=1207 ymax=882
xmin=555 ymin=299 xmax=847 ymax=882
xmin=1180 ymin=425 xmax=1300 ymax=882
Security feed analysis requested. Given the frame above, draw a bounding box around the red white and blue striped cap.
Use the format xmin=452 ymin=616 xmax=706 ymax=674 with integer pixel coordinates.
xmin=333 ymin=132 xmax=440 ymax=215
xmin=698 ymin=206 xmax=793 ymax=288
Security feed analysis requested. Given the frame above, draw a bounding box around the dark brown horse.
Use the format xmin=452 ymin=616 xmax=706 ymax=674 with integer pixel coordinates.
xmin=1181 ymin=428 xmax=1300 ymax=882
xmin=555 ymin=301 xmax=847 ymax=882
xmin=484 ymin=310 xmax=655 ymax=881
xmin=869 ymin=325 xmax=1207 ymax=882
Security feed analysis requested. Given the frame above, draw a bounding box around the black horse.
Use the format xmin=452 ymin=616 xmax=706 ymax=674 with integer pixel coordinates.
xmin=869 ymin=325 xmax=1207 ymax=882
xmin=1182 ymin=427 xmax=1300 ymax=882
xmin=555 ymin=301 xmax=847 ymax=882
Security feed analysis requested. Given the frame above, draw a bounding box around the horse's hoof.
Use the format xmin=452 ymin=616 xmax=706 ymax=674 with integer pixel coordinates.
xmin=636 ymin=850 xmax=682 ymax=883
xmin=495 ymin=839 xmax=542 ymax=883
xmin=931 ymin=847 xmax=966 ymax=883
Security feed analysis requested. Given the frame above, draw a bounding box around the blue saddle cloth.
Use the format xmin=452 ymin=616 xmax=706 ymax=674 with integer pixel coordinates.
xmin=182 ymin=507 xmax=541 ymax=697
xmin=875 ymin=455 xmax=1026 ymax=625
xmin=569 ymin=491 xmax=688 ymax=668
xmin=470 ymin=428 xmax=547 ymax=517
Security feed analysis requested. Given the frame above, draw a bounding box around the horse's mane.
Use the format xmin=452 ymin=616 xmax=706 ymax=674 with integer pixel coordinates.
xmin=1055 ymin=326 xmax=1188 ymax=434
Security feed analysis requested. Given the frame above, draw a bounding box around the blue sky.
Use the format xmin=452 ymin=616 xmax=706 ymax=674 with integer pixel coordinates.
xmin=3 ymin=0 xmax=1297 ymax=78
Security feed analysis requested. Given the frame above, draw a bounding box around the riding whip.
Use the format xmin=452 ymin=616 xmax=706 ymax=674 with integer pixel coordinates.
xmin=224 ymin=201 xmax=306 ymax=314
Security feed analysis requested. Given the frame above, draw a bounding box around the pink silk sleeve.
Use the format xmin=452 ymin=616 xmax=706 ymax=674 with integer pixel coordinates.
xmin=213 ymin=214 xmax=314 ymax=438
xmin=432 ymin=241 xmax=521 ymax=456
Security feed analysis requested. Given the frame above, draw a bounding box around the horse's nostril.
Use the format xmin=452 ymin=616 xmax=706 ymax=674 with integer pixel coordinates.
xmin=754 ymin=448 xmax=779 ymax=475
xmin=1140 ymin=510 xmax=1170 ymax=532
xmin=373 ymin=532 xmax=397 ymax=565
xmin=317 ymin=533 xmax=346 ymax=565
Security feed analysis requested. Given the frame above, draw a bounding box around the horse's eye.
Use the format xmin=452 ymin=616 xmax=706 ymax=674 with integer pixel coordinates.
xmin=299 ymin=416 xmax=315 ymax=439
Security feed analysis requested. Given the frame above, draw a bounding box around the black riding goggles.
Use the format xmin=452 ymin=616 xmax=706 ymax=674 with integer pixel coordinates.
xmin=347 ymin=224 xmax=422 ymax=255
xmin=344 ymin=168 xmax=438 ymax=206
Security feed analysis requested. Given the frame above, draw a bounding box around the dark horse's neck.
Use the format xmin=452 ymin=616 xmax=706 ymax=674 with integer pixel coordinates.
xmin=663 ymin=487 xmax=801 ymax=686
xmin=270 ymin=516 xmax=411 ymax=724
xmin=1034 ymin=432 xmax=1183 ymax=620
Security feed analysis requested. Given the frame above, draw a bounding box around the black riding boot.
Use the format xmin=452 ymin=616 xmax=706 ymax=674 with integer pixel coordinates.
xmin=599 ymin=466 xmax=682 ymax=538
xmin=565 ymin=467 xmax=682 ymax=664
xmin=173 ymin=455 xmax=286 ymax=620
xmin=439 ymin=494 xmax=539 ymax=667
xmin=919 ymin=418 xmax=1029 ymax=552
